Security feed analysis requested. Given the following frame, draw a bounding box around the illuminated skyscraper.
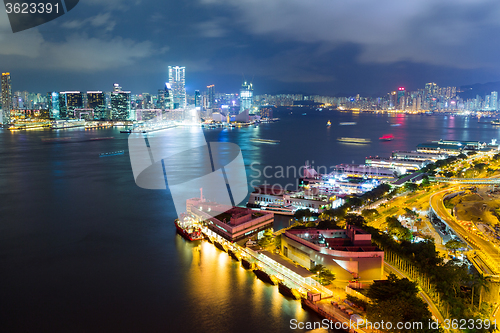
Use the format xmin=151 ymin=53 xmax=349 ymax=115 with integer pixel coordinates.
xmin=87 ymin=91 xmax=106 ymax=119
xmin=111 ymin=84 xmax=131 ymax=120
xmin=491 ymin=91 xmax=498 ymax=111
xmin=164 ymin=82 xmax=173 ymax=110
xmin=168 ymin=66 xmax=186 ymax=109
xmin=397 ymin=87 xmax=405 ymax=110
xmin=47 ymin=92 xmax=60 ymax=119
xmin=1 ymin=73 xmax=12 ymax=125
xmin=59 ymin=91 xmax=83 ymax=118
xmin=240 ymin=81 xmax=253 ymax=113
xmin=194 ymin=90 xmax=201 ymax=108
xmin=206 ymin=84 xmax=215 ymax=108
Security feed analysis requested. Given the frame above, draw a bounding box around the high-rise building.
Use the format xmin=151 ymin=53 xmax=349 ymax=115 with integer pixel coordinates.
xmin=47 ymin=92 xmax=60 ymax=119
xmin=111 ymin=85 xmax=131 ymax=121
xmin=425 ymin=82 xmax=437 ymax=97
xmin=1 ymin=73 xmax=12 ymax=125
xmin=194 ymin=90 xmax=201 ymax=108
xmin=168 ymin=66 xmax=186 ymax=109
xmin=206 ymin=84 xmax=215 ymax=108
xmin=240 ymin=81 xmax=253 ymax=113
xmin=59 ymin=91 xmax=83 ymax=118
xmin=87 ymin=91 xmax=106 ymax=119
xmin=491 ymin=91 xmax=498 ymax=111
xmin=164 ymin=82 xmax=173 ymax=110
xmin=397 ymin=87 xmax=405 ymax=110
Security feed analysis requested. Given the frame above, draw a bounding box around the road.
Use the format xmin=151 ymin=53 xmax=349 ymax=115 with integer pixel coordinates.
xmin=430 ymin=187 xmax=500 ymax=275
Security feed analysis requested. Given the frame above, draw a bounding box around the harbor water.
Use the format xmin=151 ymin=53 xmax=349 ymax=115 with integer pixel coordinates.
xmin=1 ymin=110 xmax=499 ymax=332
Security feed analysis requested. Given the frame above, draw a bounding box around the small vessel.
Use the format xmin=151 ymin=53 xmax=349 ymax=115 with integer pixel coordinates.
xmin=228 ymin=249 xmax=240 ymax=261
xmin=339 ymin=122 xmax=357 ymax=125
xmin=337 ymin=137 xmax=371 ymax=144
xmin=214 ymin=240 xmax=227 ymax=252
xmin=379 ymin=134 xmax=394 ymax=141
xmin=250 ymin=138 xmax=280 ymax=144
xmin=99 ymin=150 xmax=125 ymax=157
xmin=390 ymin=123 xmax=401 ymax=127
xmin=90 ymin=137 xmax=114 ymax=141
xmin=41 ymin=137 xmax=72 ymax=143
xmin=120 ymin=130 xmax=132 ymax=133
xmin=241 ymin=258 xmax=254 ymax=269
xmin=302 ymin=113 xmax=307 ymax=116
xmin=278 ymin=281 xmax=301 ymax=300
xmin=174 ymin=218 xmax=203 ymax=241
xmin=253 ymin=268 xmax=277 ymax=285
xmin=326 ymin=120 xmax=331 ymax=126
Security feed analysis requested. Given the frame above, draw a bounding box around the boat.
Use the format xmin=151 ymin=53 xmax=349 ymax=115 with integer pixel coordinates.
xmin=326 ymin=120 xmax=331 ymax=126
xmin=41 ymin=137 xmax=72 ymax=143
xmin=90 ymin=137 xmax=114 ymax=141
xmin=278 ymin=281 xmax=301 ymax=300
xmin=250 ymin=138 xmax=280 ymax=144
xmin=337 ymin=137 xmax=371 ymax=144
xmin=51 ymin=120 xmax=86 ymax=129
xmin=379 ymin=134 xmax=394 ymax=141
xmin=339 ymin=122 xmax=356 ymax=125
xmin=253 ymin=268 xmax=277 ymax=285
xmin=214 ymin=240 xmax=227 ymax=252
xmin=174 ymin=218 xmax=204 ymax=241
xmin=390 ymin=123 xmax=401 ymax=127
xmin=241 ymin=258 xmax=254 ymax=269
xmin=228 ymin=249 xmax=240 ymax=261
xmin=302 ymin=113 xmax=307 ymax=116
xmin=492 ymin=120 xmax=500 ymax=125
xmin=257 ymin=204 xmax=294 ymax=215
xmin=120 ymin=129 xmax=132 ymax=133
xmin=99 ymin=150 xmax=125 ymax=157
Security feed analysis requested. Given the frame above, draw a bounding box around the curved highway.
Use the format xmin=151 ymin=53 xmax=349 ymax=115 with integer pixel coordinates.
xmin=429 ymin=187 xmax=500 ymax=276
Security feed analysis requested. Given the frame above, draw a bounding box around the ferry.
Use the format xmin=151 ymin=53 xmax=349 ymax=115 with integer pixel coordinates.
xmin=250 ymin=138 xmax=280 ymax=144
xmin=257 ymin=204 xmax=294 ymax=215
xmin=337 ymin=137 xmax=371 ymax=144
xmin=278 ymin=281 xmax=301 ymax=300
xmin=253 ymin=268 xmax=278 ymax=285
xmin=174 ymin=217 xmax=203 ymax=241
xmin=339 ymin=122 xmax=356 ymax=126
xmin=41 ymin=137 xmax=73 ymax=143
xmin=51 ymin=120 xmax=86 ymax=130
xmin=379 ymin=134 xmax=394 ymax=141
xmin=90 ymin=137 xmax=114 ymax=141
xmin=492 ymin=120 xmax=500 ymax=125
xmin=99 ymin=150 xmax=125 ymax=157
xmin=326 ymin=120 xmax=331 ymax=126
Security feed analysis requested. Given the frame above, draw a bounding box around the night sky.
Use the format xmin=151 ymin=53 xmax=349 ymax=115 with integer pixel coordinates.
xmin=2 ymin=0 xmax=500 ymax=95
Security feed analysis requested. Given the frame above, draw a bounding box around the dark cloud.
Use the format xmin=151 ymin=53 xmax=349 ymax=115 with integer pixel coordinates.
xmin=0 ymin=0 xmax=499 ymax=95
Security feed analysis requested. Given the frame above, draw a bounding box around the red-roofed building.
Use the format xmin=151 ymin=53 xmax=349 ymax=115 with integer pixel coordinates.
xmin=281 ymin=225 xmax=384 ymax=282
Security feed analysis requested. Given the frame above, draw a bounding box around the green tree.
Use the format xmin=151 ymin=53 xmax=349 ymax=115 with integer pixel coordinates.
xmin=345 ymin=214 xmax=366 ymax=227
xmin=367 ymin=274 xmax=438 ymax=332
xmin=404 ymin=182 xmax=418 ymax=192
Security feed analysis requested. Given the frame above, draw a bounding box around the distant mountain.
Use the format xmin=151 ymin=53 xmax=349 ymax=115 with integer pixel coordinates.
xmin=459 ymin=81 xmax=500 ymax=100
